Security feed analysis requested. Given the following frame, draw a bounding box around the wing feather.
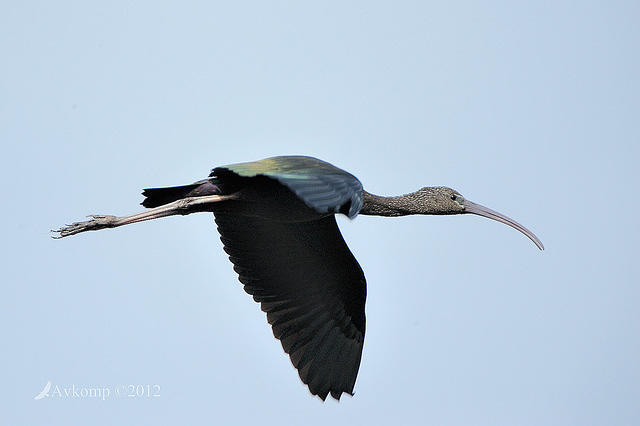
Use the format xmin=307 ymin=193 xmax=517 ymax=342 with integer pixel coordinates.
xmin=214 ymin=212 xmax=366 ymax=400
xmin=213 ymin=156 xmax=363 ymax=218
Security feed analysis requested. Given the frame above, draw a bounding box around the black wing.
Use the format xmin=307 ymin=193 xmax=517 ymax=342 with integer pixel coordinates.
xmin=214 ymin=213 xmax=367 ymax=400
xmin=213 ymin=155 xmax=364 ymax=218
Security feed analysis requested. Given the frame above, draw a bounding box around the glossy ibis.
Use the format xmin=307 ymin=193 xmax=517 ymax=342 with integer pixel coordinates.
xmin=54 ymin=155 xmax=543 ymax=400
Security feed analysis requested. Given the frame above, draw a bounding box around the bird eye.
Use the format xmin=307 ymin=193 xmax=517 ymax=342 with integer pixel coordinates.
xmin=450 ymin=194 xmax=457 ymax=201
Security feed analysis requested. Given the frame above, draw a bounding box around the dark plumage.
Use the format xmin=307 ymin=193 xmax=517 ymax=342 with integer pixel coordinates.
xmin=54 ymin=155 xmax=543 ymax=400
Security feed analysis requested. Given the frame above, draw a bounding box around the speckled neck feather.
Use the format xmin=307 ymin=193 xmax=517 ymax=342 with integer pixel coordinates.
xmin=359 ymin=189 xmax=461 ymax=216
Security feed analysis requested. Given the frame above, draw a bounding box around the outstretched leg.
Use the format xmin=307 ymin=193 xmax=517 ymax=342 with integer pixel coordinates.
xmin=53 ymin=194 xmax=234 ymax=238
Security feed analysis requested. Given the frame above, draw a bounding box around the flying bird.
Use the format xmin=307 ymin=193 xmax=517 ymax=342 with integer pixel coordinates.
xmin=54 ymin=155 xmax=543 ymax=400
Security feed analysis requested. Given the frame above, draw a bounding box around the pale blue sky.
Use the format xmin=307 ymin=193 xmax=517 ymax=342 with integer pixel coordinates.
xmin=2 ymin=1 xmax=639 ymax=425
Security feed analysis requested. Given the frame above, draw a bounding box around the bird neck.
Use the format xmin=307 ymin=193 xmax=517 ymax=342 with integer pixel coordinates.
xmin=359 ymin=190 xmax=422 ymax=217
xmin=359 ymin=189 xmax=460 ymax=217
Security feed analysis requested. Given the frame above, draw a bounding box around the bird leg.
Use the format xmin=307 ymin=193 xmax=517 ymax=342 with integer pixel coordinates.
xmin=52 ymin=194 xmax=234 ymax=239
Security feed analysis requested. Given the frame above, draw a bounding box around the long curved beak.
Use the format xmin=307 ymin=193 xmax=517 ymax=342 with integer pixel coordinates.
xmin=463 ymin=200 xmax=544 ymax=250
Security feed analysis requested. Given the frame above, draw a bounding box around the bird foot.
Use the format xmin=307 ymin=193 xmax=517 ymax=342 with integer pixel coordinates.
xmin=52 ymin=194 xmax=231 ymax=240
xmin=52 ymin=215 xmax=118 ymax=239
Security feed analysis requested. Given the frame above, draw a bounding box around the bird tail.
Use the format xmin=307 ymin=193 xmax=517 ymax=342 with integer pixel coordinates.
xmin=141 ymin=180 xmax=222 ymax=208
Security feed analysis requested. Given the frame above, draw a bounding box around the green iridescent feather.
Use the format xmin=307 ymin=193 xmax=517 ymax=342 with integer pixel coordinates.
xmin=212 ymin=156 xmax=363 ymax=218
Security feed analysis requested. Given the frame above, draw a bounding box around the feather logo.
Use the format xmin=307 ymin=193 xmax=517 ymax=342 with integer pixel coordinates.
xmin=34 ymin=381 xmax=52 ymax=400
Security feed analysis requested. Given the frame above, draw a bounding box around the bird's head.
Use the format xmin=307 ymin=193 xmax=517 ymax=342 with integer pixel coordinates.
xmin=412 ymin=187 xmax=466 ymax=214
xmin=412 ymin=186 xmax=544 ymax=250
